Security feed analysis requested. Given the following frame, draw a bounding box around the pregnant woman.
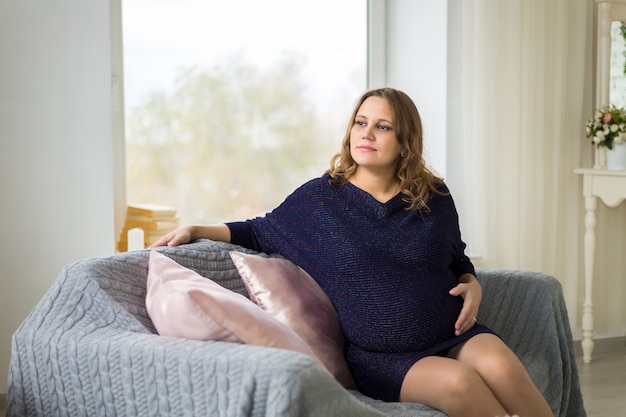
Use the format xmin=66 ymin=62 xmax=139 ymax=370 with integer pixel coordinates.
xmin=152 ymin=87 xmax=554 ymax=417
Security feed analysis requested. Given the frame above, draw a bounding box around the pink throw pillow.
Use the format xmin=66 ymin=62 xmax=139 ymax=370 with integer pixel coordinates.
xmin=229 ymin=251 xmax=355 ymax=388
xmin=145 ymin=250 xmax=321 ymax=362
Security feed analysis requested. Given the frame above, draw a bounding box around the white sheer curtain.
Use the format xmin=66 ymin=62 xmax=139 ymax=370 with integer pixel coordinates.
xmin=449 ymin=0 xmax=625 ymax=335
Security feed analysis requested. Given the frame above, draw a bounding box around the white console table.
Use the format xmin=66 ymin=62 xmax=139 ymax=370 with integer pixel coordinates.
xmin=574 ymin=168 xmax=626 ymax=363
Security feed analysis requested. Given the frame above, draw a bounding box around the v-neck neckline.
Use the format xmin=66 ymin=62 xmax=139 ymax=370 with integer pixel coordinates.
xmin=344 ymin=180 xmax=406 ymax=218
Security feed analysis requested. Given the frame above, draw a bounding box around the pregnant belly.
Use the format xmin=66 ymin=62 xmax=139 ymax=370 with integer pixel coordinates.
xmin=336 ymin=279 xmax=463 ymax=353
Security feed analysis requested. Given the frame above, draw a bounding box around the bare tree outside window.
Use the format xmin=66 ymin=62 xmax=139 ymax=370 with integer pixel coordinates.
xmin=123 ymin=1 xmax=367 ymax=225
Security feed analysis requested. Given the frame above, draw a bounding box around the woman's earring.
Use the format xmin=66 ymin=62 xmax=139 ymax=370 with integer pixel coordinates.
xmin=400 ymin=151 xmax=407 ymax=158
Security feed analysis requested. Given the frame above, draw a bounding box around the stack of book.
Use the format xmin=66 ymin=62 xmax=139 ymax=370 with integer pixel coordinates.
xmin=117 ymin=203 xmax=180 ymax=251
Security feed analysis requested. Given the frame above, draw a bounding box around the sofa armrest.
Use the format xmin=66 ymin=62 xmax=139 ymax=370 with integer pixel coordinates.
xmin=475 ymin=268 xmax=564 ymax=344
xmin=475 ymin=268 xmax=584 ymax=417
xmin=11 ymin=326 xmax=383 ymax=417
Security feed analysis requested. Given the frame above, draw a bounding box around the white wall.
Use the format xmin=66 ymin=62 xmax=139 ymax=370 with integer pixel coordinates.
xmin=383 ymin=0 xmax=448 ymax=177
xmin=0 ymin=0 xmax=118 ymax=394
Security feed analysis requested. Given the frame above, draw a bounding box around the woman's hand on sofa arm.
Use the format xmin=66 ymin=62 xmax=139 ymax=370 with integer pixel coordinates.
xmin=150 ymin=224 xmax=232 ymax=248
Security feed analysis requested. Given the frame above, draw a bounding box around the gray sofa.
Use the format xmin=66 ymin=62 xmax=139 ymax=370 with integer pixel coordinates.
xmin=8 ymin=239 xmax=586 ymax=416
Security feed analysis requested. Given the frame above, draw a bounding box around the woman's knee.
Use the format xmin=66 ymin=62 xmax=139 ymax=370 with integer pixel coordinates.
xmin=457 ymin=335 xmax=528 ymax=381
xmin=435 ymin=365 xmax=506 ymax=416
xmin=400 ymin=358 xmax=481 ymax=403
xmin=400 ymin=357 xmax=507 ymax=416
xmin=445 ymin=363 xmax=487 ymax=399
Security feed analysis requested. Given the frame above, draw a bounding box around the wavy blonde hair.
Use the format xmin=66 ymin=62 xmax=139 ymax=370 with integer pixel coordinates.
xmin=327 ymin=87 xmax=445 ymax=211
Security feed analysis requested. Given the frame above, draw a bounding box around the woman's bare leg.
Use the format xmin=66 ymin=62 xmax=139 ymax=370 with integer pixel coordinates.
xmin=399 ymin=356 xmax=507 ymax=417
xmin=451 ymin=333 xmax=554 ymax=417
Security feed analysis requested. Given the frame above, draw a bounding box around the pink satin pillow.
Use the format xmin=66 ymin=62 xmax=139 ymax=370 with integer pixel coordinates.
xmin=229 ymin=251 xmax=355 ymax=388
xmin=145 ymin=250 xmax=321 ymax=362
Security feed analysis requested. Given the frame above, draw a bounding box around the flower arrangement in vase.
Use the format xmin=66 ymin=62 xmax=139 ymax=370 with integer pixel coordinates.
xmin=586 ymin=104 xmax=626 ymax=170
xmin=585 ymin=104 xmax=626 ymax=149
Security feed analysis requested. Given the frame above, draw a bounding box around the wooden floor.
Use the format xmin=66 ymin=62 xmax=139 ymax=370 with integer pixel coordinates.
xmin=575 ymin=337 xmax=626 ymax=417
xmin=0 ymin=339 xmax=623 ymax=416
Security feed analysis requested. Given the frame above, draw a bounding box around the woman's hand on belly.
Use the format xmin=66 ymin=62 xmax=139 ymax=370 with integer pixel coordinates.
xmin=449 ymin=273 xmax=482 ymax=336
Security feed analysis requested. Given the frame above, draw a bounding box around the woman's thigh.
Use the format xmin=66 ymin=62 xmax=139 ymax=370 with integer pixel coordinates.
xmin=449 ymin=333 xmax=554 ymax=417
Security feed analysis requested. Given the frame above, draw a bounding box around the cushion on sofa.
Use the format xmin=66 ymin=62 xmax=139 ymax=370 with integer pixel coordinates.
xmin=145 ymin=250 xmax=322 ymax=362
xmin=230 ymin=250 xmax=355 ymax=388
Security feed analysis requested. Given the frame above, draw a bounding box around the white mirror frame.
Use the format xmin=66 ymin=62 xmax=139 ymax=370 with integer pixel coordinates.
xmin=594 ymin=0 xmax=626 ymax=168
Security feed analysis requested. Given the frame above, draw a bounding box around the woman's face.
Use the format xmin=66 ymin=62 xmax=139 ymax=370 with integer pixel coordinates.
xmin=349 ymin=96 xmax=403 ymax=173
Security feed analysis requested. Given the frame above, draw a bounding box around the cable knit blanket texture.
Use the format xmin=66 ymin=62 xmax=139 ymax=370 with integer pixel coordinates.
xmin=7 ymin=240 xmax=586 ymax=416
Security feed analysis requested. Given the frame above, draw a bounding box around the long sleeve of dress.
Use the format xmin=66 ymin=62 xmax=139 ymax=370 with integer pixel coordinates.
xmin=227 ymin=221 xmax=264 ymax=252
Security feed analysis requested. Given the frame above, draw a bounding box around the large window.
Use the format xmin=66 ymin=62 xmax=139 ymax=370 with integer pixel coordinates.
xmin=122 ymin=0 xmax=367 ymax=231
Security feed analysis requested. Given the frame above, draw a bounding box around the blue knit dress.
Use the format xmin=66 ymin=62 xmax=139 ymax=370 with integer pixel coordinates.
xmin=226 ymin=174 xmax=494 ymax=401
